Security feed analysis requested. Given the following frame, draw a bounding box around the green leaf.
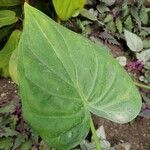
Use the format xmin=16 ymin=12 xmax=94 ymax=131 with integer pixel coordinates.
xmin=0 ymin=0 xmax=21 ymax=6
xmin=9 ymin=48 xmax=19 ymax=84
xmin=0 ymin=101 xmax=16 ymax=114
xmin=130 ymin=6 xmax=141 ymax=28
xmin=122 ymin=1 xmax=129 ymax=17
xmin=104 ymin=14 xmax=113 ymax=23
xmin=140 ymin=9 xmax=149 ymax=25
xmin=52 ymin=0 xmax=86 ymax=20
xmin=0 ymin=29 xmax=21 ymax=77
xmin=20 ymin=141 xmax=32 ymax=150
xmin=80 ymin=8 xmax=97 ymax=21
xmin=143 ymin=40 xmax=150 ymax=49
xmin=101 ymin=0 xmax=116 ymax=6
xmin=12 ymin=134 xmax=25 ymax=150
xmin=106 ymin=21 xmax=116 ymax=33
xmin=124 ymin=15 xmax=133 ymax=31
xmin=98 ymin=32 xmax=120 ymax=45
xmin=0 ymin=10 xmax=18 ymax=28
xmin=145 ymin=70 xmax=150 ymax=82
xmin=0 ymin=127 xmax=18 ymax=138
xmin=124 ymin=29 xmax=143 ymax=52
xmin=18 ymin=3 xmax=141 ymax=150
xmin=96 ymin=4 xmax=110 ymax=14
xmin=0 ymin=25 xmax=14 ymax=41
xmin=136 ymin=49 xmax=150 ymax=64
xmin=0 ymin=138 xmax=13 ymax=150
xmin=116 ymin=18 xmax=122 ymax=33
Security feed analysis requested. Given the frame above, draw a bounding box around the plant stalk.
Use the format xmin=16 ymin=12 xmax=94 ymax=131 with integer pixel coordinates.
xmin=134 ymin=82 xmax=150 ymax=90
xmin=25 ymin=0 xmax=29 ymax=3
xmin=90 ymin=118 xmax=101 ymax=150
xmin=57 ymin=16 xmax=61 ymax=24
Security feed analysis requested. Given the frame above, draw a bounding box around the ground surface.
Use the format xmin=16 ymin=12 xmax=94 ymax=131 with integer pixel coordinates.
xmin=94 ymin=116 xmax=150 ymax=150
xmin=1 ymin=78 xmax=150 ymax=150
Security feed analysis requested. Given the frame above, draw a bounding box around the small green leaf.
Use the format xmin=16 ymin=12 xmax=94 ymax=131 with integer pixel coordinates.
xmin=104 ymin=14 xmax=113 ymax=23
xmin=13 ymin=134 xmax=25 ymax=150
xmin=18 ymin=3 xmax=141 ymax=150
xmin=0 ymin=101 xmax=16 ymax=114
xmin=101 ymin=0 xmax=115 ymax=6
xmin=124 ymin=29 xmax=143 ymax=52
xmin=106 ymin=21 xmax=116 ymax=33
xmin=20 ymin=141 xmax=32 ymax=150
xmin=0 ymin=10 xmax=18 ymax=28
xmin=124 ymin=16 xmax=133 ymax=31
xmin=136 ymin=49 xmax=150 ymax=64
xmin=80 ymin=8 xmax=97 ymax=21
xmin=143 ymin=40 xmax=150 ymax=49
xmin=0 ymin=138 xmax=13 ymax=150
xmin=116 ymin=18 xmax=122 ymax=33
xmin=0 ymin=127 xmax=18 ymax=138
xmin=0 ymin=29 xmax=21 ymax=77
xmin=122 ymin=1 xmax=129 ymax=17
xmin=98 ymin=32 xmax=120 ymax=45
xmin=145 ymin=70 xmax=150 ymax=83
xmin=140 ymin=9 xmax=149 ymax=25
xmin=96 ymin=4 xmax=110 ymax=13
xmin=131 ymin=6 xmax=141 ymax=27
xmin=52 ymin=0 xmax=86 ymax=20
xmin=0 ymin=0 xmax=21 ymax=6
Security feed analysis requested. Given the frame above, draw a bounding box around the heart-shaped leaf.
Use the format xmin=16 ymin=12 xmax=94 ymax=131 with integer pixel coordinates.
xmin=17 ymin=3 xmax=141 ymax=150
xmin=52 ymin=0 xmax=86 ymax=20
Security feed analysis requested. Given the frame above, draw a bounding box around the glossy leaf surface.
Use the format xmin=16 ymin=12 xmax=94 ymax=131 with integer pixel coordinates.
xmin=18 ymin=3 xmax=141 ymax=150
xmin=52 ymin=0 xmax=86 ymax=20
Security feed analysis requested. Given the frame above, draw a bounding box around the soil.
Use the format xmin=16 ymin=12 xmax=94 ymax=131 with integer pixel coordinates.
xmin=94 ymin=116 xmax=150 ymax=150
xmin=0 ymin=78 xmax=19 ymax=106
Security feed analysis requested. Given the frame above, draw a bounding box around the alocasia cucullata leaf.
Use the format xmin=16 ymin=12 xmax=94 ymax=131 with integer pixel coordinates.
xmin=17 ymin=3 xmax=141 ymax=150
xmin=52 ymin=0 xmax=86 ymax=20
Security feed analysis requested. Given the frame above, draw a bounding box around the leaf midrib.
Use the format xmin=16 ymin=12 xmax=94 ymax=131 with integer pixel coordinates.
xmin=31 ymin=15 xmax=89 ymax=108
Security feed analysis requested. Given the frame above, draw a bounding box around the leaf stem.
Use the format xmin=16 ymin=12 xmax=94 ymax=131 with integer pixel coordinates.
xmin=25 ymin=0 xmax=29 ymax=3
xmin=134 ymin=82 xmax=150 ymax=90
xmin=57 ymin=16 xmax=61 ymax=24
xmin=90 ymin=118 xmax=101 ymax=150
